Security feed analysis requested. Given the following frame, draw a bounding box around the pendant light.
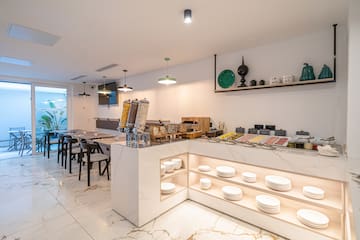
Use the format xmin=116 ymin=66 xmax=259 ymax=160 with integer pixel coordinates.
xmin=97 ymin=76 xmax=111 ymax=95
xmin=78 ymin=82 xmax=91 ymax=96
xmin=158 ymin=57 xmax=176 ymax=85
xmin=118 ymin=69 xmax=133 ymax=92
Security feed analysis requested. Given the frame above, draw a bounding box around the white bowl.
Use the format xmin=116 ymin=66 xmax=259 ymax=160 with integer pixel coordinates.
xmin=161 ymin=182 xmax=176 ymax=194
xmin=242 ymin=172 xmax=257 ymax=183
xmin=303 ymin=186 xmax=325 ymax=200
xmin=216 ymin=166 xmax=236 ymax=178
xmin=200 ymin=178 xmax=212 ymax=190
xmin=256 ymin=204 xmax=280 ymax=214
xmin=163 ymin=161 xmax=176 ymax=173
xmin=222 ymin=186 xmax=243 ymax=201
xmin=297 ymin=209 xmax=329 ymax=229
xmin=160 ymin=164 xmax=166 ymax=176
xmin=265 ymin=175 xmax=292 ymax=191
xmin=198 ymin=165 xmax=211 ymax=172
xmin=171 ymin=158 xmax=183 ymax=170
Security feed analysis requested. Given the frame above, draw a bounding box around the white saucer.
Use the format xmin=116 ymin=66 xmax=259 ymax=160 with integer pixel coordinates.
xmin=222 ymin=186 xmax=243 ymax=201
xmin=198 ymin=165 xmax=211 ymax=172
xmin=161 ymin=182 xmax=176 ymax=194
xmin=297 ymin=209 xmax=329 ymax=229
xmin=303 ymin=186 xmax=325 ymax=200
xmin=216 ymin=166 xmax=236 ymax=178
xmin=242 ymin=172 xmax=257 ymax=183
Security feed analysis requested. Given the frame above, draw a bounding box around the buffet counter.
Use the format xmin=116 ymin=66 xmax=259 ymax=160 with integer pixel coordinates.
xmin=111 ymin=139 xmax=349 ymax=240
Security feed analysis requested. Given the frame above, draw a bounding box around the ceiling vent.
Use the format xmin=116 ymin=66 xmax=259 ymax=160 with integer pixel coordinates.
xmin=70 ymin=75 xmax=87 ymax=81
xmin=96 ymin=64 xmax=119 ymax=72
xmin=8 ymin=24 xmax=61 ymax=46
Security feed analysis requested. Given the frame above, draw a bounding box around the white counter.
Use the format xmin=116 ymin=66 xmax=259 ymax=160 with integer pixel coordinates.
xmin=111 ymin=139 xmax=349 ymax=239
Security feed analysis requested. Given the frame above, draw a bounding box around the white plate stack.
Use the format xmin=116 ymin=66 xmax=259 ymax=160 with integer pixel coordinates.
xmin=161 ymin=182 xmax=176 ymax=194
xmin=242 ymin=172 xmax=257 ymax=183
xmin=265 ymin=175 xmax=292 ymax=191
xmin=171 ymin=158 xmax=183 ymax=170
xmin=302 ymin=186 xmax=325 ymax=200
xmin=216 ymin=166 xmax=236 ymax=178
xmin=200 ymin=178 xmax=212 ymax=190
xmin=297 ymin=209 xmax=329 ymax=229
xmin=256 ymin=195 xmax=281 ymax=214
xmin=163 ymin=161 xmax=176 ymax=173
xmin=160 ymin=164 xmax=166 ymax=176
xmin=198 ymin=165 xmax=211 ymax=172
xmin=222 ymin=186 xmax=243 ymax=201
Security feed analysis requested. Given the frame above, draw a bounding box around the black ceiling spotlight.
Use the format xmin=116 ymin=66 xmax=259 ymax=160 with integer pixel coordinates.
xmin=184 ymin=9 xmax=192 ymax=24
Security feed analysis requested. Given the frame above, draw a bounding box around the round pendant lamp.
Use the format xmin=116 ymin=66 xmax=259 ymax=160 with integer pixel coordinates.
xmin=118 ymin=70 xmax=133 ymax=92
xmin=97 ymin=76 xmax=112 ymax=95
xmin=158 ymin=58 xmax=176 ymax=85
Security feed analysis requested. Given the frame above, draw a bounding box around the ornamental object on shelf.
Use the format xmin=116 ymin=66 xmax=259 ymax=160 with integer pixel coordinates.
xmin=318 ymin=64 xmax=333 ymax=79
xmin=300 ymin=63 xmax=316 ymax=81
xmin=237 ymin=56 xmax=249 ymax=87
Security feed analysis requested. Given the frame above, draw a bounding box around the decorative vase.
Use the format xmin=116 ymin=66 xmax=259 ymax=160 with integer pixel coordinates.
xmin=318 ymin=64 xmax=333 ymax=79
xmin=237 ymin=56 xmax=249 ymax=87
xmin=300 ymin=63 xmax=315 ymax=81
xmin=250 ymin=80 xmax=257 ymax=86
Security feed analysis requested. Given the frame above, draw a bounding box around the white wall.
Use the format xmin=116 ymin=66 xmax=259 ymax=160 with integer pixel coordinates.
xmin=94 ymin=26 xmax=348 ymax=143
xmin=347 ymin=0 xmax=360 ymax=237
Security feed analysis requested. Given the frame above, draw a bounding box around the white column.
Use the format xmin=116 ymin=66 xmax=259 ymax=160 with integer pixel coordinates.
xmin=347 ymin=0 xmax=360 ymax=237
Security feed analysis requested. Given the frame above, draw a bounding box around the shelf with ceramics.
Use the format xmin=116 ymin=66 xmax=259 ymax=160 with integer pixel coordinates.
xmin=188 ymin=153 xmax=344 ymax=240
xmin=160 ymin=153 xmax=188 ymax=201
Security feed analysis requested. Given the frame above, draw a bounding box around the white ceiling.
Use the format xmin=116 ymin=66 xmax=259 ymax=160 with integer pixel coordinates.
xmin=0 ymin=0 xmax=348 ymax=83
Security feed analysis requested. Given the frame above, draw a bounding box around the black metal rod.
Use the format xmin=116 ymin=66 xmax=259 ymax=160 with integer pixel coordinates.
xmin=333 ymin=24 xmax=337 ymax=81
xmin=214 ymin=54 xmax=217 ymax=92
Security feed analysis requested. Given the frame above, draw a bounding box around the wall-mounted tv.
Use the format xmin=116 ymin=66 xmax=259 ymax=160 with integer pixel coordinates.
xmin=98 ymin=82 xmax=118 ymax=105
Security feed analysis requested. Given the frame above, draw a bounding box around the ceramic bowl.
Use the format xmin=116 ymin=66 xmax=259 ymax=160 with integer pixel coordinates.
xmin=171 ymin=158 xmax=183 ymax=170
xmin=200 ymin=178 xmax=212 ymax=190
xmin=163 ymin=161 xmax=176 ymax=173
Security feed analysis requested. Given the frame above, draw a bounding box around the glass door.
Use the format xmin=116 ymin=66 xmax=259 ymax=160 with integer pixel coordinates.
xmin=0 ymin=81 xmax=32 ymax=159
xmin=34 ymin=86 xmax=68 ymax=153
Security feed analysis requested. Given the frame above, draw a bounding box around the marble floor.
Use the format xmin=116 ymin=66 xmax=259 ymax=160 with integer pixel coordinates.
xmin=0 ymin=153 xmax=286 ymax=240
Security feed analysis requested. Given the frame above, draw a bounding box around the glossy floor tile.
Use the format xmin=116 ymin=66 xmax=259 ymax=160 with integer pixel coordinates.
xmin=0 ymin=154 xmax=286 ymax=240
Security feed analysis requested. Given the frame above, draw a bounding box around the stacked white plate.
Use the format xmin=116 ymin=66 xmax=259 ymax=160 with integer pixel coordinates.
xmin=302 ymin=186 xmax=325 ymax=200
xmin=222 ymin=186 xmax=243 ymax=201
xmin=256 ymin=195 xmax=281 ymax=214
xmin=200 ymin=178 xmax=212 ymax=190
xmin=161 ymin=182 xmax=176 ymax=194
xmin=171 ymin=158 xmax=183 ymax=170
xmin=163 ymin=161 xmax=176 ymax=173
xmin=198 ymin=165 xmax=211 ymax=172
xmin=297 ymin=209 xmax=329 ymax=229
xmin=242 ymin=172 xmax=257 ymax=183
xmin=160 ymin=164 xmax=166 ymax=176
xmin=265 ymin=175 xmax=292 ymax=191
xmin=216 ymin=166 xmax=236 ymax=178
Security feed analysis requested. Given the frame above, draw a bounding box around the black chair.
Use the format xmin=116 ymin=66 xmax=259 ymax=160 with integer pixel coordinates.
xmin=63 ymin=136 xmax=83 ymax=174
xmin=79 ymin=139 xmax=110 ymax=186
xmin=43 ymin=131 xmax=57 ymax=158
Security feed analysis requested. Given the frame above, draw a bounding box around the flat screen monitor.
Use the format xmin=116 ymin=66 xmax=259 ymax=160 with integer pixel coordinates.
xmin=98 ymin=82 xmax=118 ymax=105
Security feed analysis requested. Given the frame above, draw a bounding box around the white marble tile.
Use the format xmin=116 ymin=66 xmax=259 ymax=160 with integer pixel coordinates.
xmin=0 ymin=153 xmax=285 ymax=240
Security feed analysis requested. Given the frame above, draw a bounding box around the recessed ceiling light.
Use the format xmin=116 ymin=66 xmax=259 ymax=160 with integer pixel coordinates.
xmin=96 ymin=64 xmax=119 ymax=72
xmin=8 ymin=24 xmax=61 ymax=46
xmin=0 ymin=56 xmax=32 ymax=67
xmin=70 ymin=75 xmax=87 ymax=81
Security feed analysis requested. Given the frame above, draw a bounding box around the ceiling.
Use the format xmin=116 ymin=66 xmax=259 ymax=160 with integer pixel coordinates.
xmin=0 ymin=0 xmax=348 ymax=84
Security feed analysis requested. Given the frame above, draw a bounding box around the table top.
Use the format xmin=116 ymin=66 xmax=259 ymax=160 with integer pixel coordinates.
xmin=94 ymin=136 xmax=125 ymax=146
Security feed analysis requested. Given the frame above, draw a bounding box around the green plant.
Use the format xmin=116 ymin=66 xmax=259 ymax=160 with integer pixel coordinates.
xmin=39 ymin=101 xmax=67 ymax=130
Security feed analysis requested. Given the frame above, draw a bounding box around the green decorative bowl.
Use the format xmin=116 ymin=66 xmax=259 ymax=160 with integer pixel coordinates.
xmin=218 ymin=69 xmax=235 ymax=89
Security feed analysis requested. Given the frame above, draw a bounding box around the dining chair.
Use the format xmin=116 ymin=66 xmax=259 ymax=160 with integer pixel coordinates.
xmin=78 ymin=139 xmax=110 ymax=186
xmin=18 ymin=131 xmax=32 ymax=156
xmin=63 ymin=136 xmax=83 ymax=174
xmin=43 ymin=131 xmax=57 ymax=158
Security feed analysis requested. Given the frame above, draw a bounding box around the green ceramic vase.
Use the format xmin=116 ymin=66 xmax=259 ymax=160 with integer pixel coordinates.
xmin=300 ymin=63 xmax=316 ymax=81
